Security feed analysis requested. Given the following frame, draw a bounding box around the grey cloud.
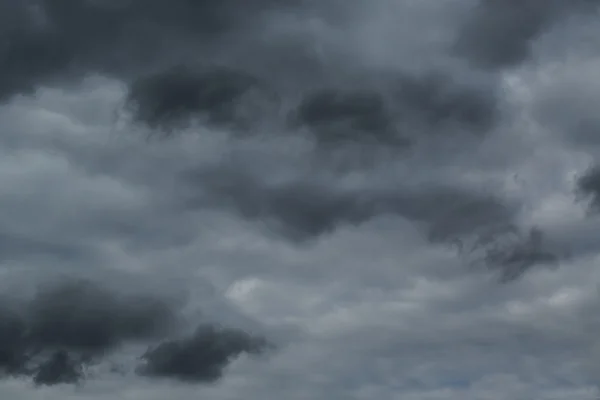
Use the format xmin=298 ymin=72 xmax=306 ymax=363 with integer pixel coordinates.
xmin=129 ymin=64 xmax=499 ymax=146
xmin=289 ymin=87 xmax=400 ymax=147
xmin=0 ymin=279 xmax=179 ymax=386
xmin=31 ymin=350 xmax=84 ymax=386
xmin=1 ymin=0 xmax=599 ymax=397
xmin=180 ymin=164 xmax=560 ymax=281
xmin=454 ymin=0 xmax=598 ymax=70
xmin=187 ymin=165 xmax=514 ymax=242
xmin=0 ymin=231 xmax=95 ymax=265
xmin=137 ymin=324 xmax=268 ymax=382
xmin=0 ymin=0 xmax=302 ymax=101
xmin=284 ymin=69 xmax=500 ymax=154
xmin=123 ymin=65 xmax=279 ymax=133
xmin=530 ymin=59 xmax=600 ymax=152
xmin=576 ymin=165 xmax=600 ymax=213
xmin=458 ymin=227 xmax=560 ymax=283
xmin=27 ymin=280 xmax=176 ymax=352
xmin=387 ymin=71 xmax=497 ymax=135
xmin=0 ymin=305 xmax=27 ymax=377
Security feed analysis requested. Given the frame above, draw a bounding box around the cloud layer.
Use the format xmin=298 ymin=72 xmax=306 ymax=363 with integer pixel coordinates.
xmin=1 ymin=0 xmax=600 ymax=399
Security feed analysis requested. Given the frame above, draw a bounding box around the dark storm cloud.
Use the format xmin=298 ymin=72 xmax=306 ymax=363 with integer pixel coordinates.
xmin=576 ymin=165 xmax=600 ymax=213
xmin=27 ymin=280 xmax=176 ymax=352
xmin=127 ymin=63 xmax=499 ymax=145
xmin=0 ymin=231 xmax=95 ymax=264
xmin=0 ymin=279 xmax=179 ymax=386
xmin=31 ymin=350 xmax=84 ymax=386
xmin=124 ymin=65 xmax=279 ymax=133
xmin=0 ymin=304 xmax=28 ymax=376
xmin=289 ymin=87 xmax=405 ymax=147
xmin=187 ymin=166 xmax=516 ymax=242
xmin=457 ymin=226 xmax=560 ymax=283
xmin=195 ymin=170 xmax=384 ymax=241
xmin=137 ymin=324 xmax=268 ymax=383
xmin=181 ymin=165 xmax=561 ymax=281
xmin=0 ymin=0 xmax=301 ymax=101
xmin=390 ymin=71 xmax=498 ymax=134
xmin=454 ymin=0 xmax=599 ymax=70
xmin=288 ymin=70 xmax=497 ymax=148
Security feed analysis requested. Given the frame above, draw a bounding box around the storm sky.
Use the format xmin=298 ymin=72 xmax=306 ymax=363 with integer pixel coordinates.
xmin=0 ymin=0 xmax=600 ymax=399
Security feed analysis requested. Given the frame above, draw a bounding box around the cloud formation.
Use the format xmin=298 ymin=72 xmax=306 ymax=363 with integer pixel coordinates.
xmin=138 ymin=324 xmax=268 ymax=382
xmin=0 ymin=0 xmax=302 ymax=102
xmin=576 ymin=165 xmax=600 ymax=213
xmin=1 ymin=0 xmax=600 ymax=398
xmin=0 ymin=277 xmax=270 ymax=387
xmin=124 ymin=65 xmax=279 ymax=133
xmin=454 ymin=0 xmax=599 ymax=70
xmin=0 ymin=279 xmax=178 ymax=385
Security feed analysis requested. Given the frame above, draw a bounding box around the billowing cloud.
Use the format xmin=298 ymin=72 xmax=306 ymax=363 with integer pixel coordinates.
xmin=289 ymin=70 xmax=496 ymax=148
xmin=576 ymin=165 xmax=600 ymax=213
xmin=31 ymin=350 xmax=84 ymax=386
xmin=180 ymin=159 xmax=561 ymax=281
xmin=1 ymin=0 xmax=600 ymax=398
xmin=0 ymin=0 xmax=302 ymax=101
xmin=137 ymin=324 xmax=268 ymax=382
xmin=0 ymin=279 xmax=179 ymax=385
xmin=454 ymin=0 xmax=599 ymax=70
xmin=124 ymin=65 xmax=279 ymax=133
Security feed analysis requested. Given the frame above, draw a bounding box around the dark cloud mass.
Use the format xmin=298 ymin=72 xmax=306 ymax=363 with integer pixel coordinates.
xmin=285 ymin=70 xmax=497 ymax=147
xmin=457 ymin=226 xmax=560 ymax=283
xmin=32 ymin=350 xmax=84 ymax=386
xmin=454 ymin=0 xmax=599 ymax=69
xmin=137 ymin=324 xmax=268 ymax=382
xmin=576 ymin=165 xmax=600 ymax=213
xmin=0 ymin=0 xmax=301 ymax=101
xmin=124 ymin=65 xmax=278 ymax=133
xmin=27 ymin=280 xmax=176 ymax=352
xmin=290 ymin=87 xmax=403 ymax=147
xmin=184 ymin=166 xmax=560 ymax=279
xmin=1 ymin=0 xmax=600 ymax=397
xmin=0 ymin=279 xmax=179 ymax=385
xmin=0 ymin=278 xmax=269 ymax=387
xmin=387 ymin=71 xmax=497 ymax=134
xmin=0 ymin=306 xmax=28 ymax=376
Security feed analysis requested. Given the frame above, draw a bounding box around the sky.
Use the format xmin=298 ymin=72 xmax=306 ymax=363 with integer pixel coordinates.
xmin=0 ymin=0 xmax=600 ymax=399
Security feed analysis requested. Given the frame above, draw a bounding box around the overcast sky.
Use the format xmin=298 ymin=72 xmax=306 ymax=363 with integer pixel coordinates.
xmin=1 ymin=0 xmax=600 ymax=399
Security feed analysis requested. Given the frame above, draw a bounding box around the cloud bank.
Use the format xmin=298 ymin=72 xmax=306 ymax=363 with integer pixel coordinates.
xmin=1 ymin=0 xmax=599 ymax=399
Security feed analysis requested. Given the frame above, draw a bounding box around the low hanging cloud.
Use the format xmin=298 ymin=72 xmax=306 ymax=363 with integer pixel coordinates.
xmin=454 ymin=0 xmax=599 ymax=70
xmin=576 ymin=164 xmax=600 ymax=213
xmin=187 ymin=164 xmax=514 ymax=242
xmin=137 ymin=324 xmax=269 ymax=383
xmin=123 ymin=65 xmax=280 ymax=133
xmin=0 ymin=0 xmax=303 ymax=102
xmin=456 ymin=226 xmax=560 ymax=283
xmin=289 ymin=87 xmax=400 ymax=147
xmin=0 ymin=279 xmax=179 ymax=386
xmin=182 ymin=164 xmax=561 ymax=281
xmin=125 ymin=62 xmax=499 ymax=151
xmin=31 ymin=350 xmax=84 ymax=386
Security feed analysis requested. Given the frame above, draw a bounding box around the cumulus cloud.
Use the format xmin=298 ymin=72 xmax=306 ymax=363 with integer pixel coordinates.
xmin=288 ymin=70 xmax=496 ymax=149
xmin=137 ymin=324 xmax=269 ymax=382
xmin=576 ymin=165 xmax=600 ymax=213
xmin=180 ymin=158 xmax=562 ymax=281
xmin=1 ymin=0 xmax=600 ymax=398
xmin=124 ymin=65 xmax=279 ymax=133
xmin=0 ymin=0 xmax=302 ymax=102
xmin=31 ymin=350 xmax=84 ymax=386
xmin=0 ymin=279 xmax=178 ymax=385
xmin=0 ymin=277 xmax=269 ymax=387
xmin=454 ymin=0 xmax=599 ymax=70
